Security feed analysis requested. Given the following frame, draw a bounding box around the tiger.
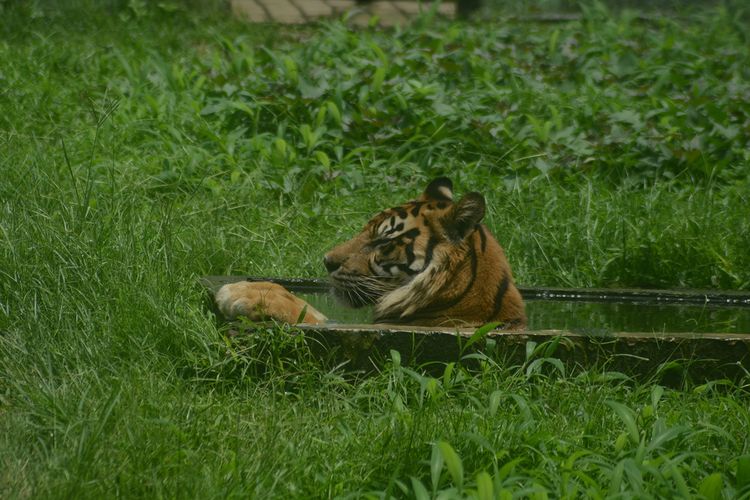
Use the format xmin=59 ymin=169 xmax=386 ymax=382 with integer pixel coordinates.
xmin=215 ymin=177 xmax=526 ymax=330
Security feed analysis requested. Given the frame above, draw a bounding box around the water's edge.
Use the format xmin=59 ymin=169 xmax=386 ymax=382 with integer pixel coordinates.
xmin=202 ymin=276 xmax=750 ymax=334
xmin=203 ymin=276 xmax=750 ymax=380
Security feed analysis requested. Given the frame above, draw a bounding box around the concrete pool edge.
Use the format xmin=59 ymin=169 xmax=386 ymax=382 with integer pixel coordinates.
xmin=202 ymin=276 xmax=750 ymax=380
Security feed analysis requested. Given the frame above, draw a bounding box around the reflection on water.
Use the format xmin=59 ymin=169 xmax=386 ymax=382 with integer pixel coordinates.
xmin=525 ymin=300 xmax=750 ymax=334
xmin=300 ymin=293 xmax=750 ymax=334
xmin=301 ymin=293 xmax=372 ymax=324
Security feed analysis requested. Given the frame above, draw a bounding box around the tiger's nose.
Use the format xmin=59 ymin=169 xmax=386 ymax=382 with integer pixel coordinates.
xmin=323 ymin=254 xmax=341 ymax=273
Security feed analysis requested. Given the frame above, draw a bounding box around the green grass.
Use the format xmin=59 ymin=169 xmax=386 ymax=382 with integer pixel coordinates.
xmin=2 ymin=1 xmax=750 ymax=498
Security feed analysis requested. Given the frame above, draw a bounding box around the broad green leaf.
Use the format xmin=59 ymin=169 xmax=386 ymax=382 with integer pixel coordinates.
xmin=274 ymin=137 xmax=287 ymax=157
xmin=488 ymin=390 xmax=502 ymax=417
xmin=371 ymin=65 xmax=386 ymax=94
xmin=736 ymin=455 xmax=750 ymax=489
xmin=650 ymin=385 xmax=665 ymax=412
xmin=442 ymin=362 xmax=455 ymax=389
xmin=698 ymin=473 xmax=723 ymax=500
xmin=299 ymin=124 xmax=312 ymax=149
xmin=667 ymin=461 xmax=691 ymax=498
xmin=541 ymin=336 xmax=562 ymax=358
xmin=368 ymin=41 xmax=387 ymax=65
xmin=314 ymin=105 xmax=327 ymax=128
xmin=438 ymin=441 xmax=464 ymax=489
xmin=326 ymin=101 xmax=341 ymax=127
xmin=525 ymin=341 xmax=538 ymax=361
xmin=430 ymin=442 xmax=443 ymax=493
xmin=605 ymin=400 xmax=639 ymax=444
xmin=647 ymin=423 xmax=687 ymax=453
xmin=314 ymin=151 xmax=330 ymax=169
xmin=498 ymin=458 xmax=523 ymax=480
xmin=608 ymin=460 xmax=624 ymax=497
xmin=390 ymin=349 xmax=401 ymax=367
xmin=229 ymin=100 xmax=254 ymax=116
xmin=549 ymin=29 xmax=560 ymax=55
xmin=525 ymin=358 xmax=565 ymax=378
xmin=461 ymin=322 xmax=500 ymax=354
xmin=509 ymin=394 xmax=533 ymax=423
xmin=475 ymin=471 xmax=494 ymax=500
xmin=282 ymin=55 xmax=298 ymax=85
xmin=298 ymin=78 xmax=326 ymax=100
xmin=410 ymin=477 xmax=430 ymax=500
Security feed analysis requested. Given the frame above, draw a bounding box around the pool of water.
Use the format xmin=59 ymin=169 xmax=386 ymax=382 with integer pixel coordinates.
xmin=525 ymin=300 xmax=750 ymax=334
xmin=300 ymin=292 xmax=750 ymax=334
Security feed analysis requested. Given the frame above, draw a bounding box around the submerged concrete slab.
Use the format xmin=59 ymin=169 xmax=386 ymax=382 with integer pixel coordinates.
xmin=230 ymin=0 xmax=456 ymax=26
xmin=231 ymin=0 xmax=270 ymax=22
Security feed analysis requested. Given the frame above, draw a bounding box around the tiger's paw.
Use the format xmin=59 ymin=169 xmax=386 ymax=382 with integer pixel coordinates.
xmin=215 ymin=281 xmax=327 ymax=325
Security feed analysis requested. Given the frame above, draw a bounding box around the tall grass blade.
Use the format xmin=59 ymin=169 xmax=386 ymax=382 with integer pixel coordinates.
xmin=437 ymin=441 xmax=464 ymax=490
xmin=605 ymin=400 xmax=639 ymax=444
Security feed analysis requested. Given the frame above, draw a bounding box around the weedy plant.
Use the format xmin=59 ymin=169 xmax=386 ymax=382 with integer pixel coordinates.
xmin=1 ymin=1 xmax=749 ymax=498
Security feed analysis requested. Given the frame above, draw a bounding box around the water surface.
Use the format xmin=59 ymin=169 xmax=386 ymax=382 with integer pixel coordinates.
xmin=300 ymin=293 xmax=750 ymax=334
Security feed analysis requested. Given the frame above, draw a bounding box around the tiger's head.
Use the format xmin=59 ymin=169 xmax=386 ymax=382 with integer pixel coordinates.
xmin=323 ymin=177 xmax=526 ymax=329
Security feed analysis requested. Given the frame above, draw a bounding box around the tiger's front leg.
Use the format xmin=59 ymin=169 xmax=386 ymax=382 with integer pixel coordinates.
xmin=215 ymin=281 xmax=327 ymax=325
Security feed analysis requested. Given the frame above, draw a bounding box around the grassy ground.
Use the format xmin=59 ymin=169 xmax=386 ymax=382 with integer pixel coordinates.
xmin=2 ymin=1 xmax=750 ymax=498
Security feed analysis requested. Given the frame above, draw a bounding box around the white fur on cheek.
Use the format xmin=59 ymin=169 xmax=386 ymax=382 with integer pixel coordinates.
xmin=377 ymin=268 xmax=435 ymax=318
xmin=409 ymin=258 xmax=425 ymax=272
xmin=375 ymin=247 xmax=450 ymax=320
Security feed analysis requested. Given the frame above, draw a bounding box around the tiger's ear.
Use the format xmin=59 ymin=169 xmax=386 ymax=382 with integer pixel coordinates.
xmin=446 ymin=192 xmax=485 ymax=241
xmin=421 ymin=177 xmax=453 ymax=201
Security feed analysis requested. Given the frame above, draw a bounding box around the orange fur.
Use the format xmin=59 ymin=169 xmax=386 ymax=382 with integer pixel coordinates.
xmin=216 ymin=281 xmax=327 ymax=324
xmin=216 ymin=178 xmax=526 ymax=329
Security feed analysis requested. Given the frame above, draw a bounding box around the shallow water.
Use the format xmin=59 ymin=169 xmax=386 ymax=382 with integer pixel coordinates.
xmin=300 ymin=292 xmax=750 ymax=334
xmin=525 ymin=300 xmax=750 ymax=334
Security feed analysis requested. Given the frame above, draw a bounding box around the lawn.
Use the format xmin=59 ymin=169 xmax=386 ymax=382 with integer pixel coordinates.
xmin=1 ymin=1 xmax=749 ymax=497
